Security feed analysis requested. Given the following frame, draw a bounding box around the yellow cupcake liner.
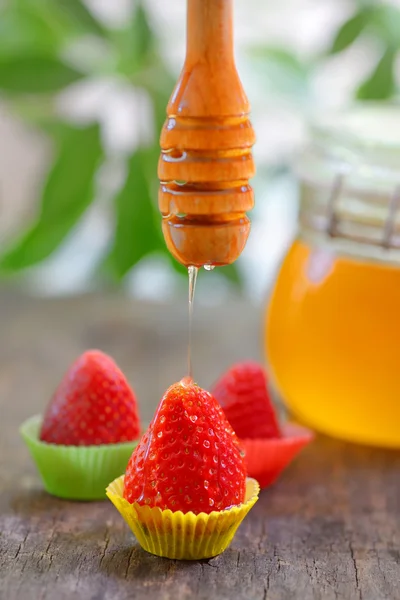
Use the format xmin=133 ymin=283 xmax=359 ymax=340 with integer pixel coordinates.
xmin=106 ymin=475 xmax=260 ymax=560
xmin=20 ymin=415 xmax=139 ymax=501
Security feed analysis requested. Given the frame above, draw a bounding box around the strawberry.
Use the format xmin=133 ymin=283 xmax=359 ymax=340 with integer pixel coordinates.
xmin=213 ymin=361 xmax=314 ymax=489
xmin=212 ymin=361 xmax=281 ymax=440
xmin=123 ymin=379 xmax=246 ymax=514
xmin=40 ymin=350 xmax=140 ymax=446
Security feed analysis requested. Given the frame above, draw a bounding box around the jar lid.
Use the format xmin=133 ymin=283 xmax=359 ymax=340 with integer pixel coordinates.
xmin=300 ymin=104 xmax=400 ymax=192
xmin=297 ymin=104 xmax=400 ymax=261
xmin=312 ymin=104 xmax=400 ymax=154
xmin=312 ymin=104 xmax=400 ymax=177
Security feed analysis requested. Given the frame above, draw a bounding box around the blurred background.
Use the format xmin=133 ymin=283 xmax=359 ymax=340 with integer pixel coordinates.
xmin=0 ymin=0 xmax=399 ymax=305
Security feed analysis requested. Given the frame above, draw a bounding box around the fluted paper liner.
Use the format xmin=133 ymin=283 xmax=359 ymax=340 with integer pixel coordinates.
xmin=106 ymin=475 xmax=260 ymax=560
xmin=242 ymin=423 xmax=314 ymax=489
xmin=20 ymin=415 xmax=139 ymax=501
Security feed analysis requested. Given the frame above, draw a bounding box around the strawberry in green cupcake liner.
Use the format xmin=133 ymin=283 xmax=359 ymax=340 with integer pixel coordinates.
xmin=20 ymin=350 xmax=141 ymax=500
xmin=213 ymin=362 xmax=314 ymax=489
xmin=20 ymin=415 xmax=139 ymax=500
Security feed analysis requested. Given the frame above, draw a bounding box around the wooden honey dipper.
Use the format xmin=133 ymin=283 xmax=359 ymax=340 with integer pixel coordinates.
xmin=158 ymin=0 xmax=255 ymax=268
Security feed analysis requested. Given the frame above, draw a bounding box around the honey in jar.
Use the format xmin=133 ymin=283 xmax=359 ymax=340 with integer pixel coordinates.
xmin=266 ymin=106 xmax=400 ymax=448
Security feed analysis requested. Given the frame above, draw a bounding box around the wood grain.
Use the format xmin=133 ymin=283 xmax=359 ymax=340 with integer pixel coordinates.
xmin=0 ymin=291 xmax=399 ymax=600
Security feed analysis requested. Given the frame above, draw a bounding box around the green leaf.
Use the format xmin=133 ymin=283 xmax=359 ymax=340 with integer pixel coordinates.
xmin=218 ymin=263 xmax=242 ymax=288
xmin=0 ymin=125 xmax=103 ymax=271
xmin=56 ymin=0 xmax=106 ymax=37
xmin=5 ymin=95 xmax=56 ymax=126
xmin=329 ymin=10 xmax=369 ymax=54
xmin=113 ymin=2 xmax=155 ymax=76
xmin=0 ymin=1 xmax=105 ymax=61
xmin=105 ymin=149 xmax=164 ymax=279
xmin=356 ymin=47 xmax=396 ymax=100
xmin=0 ymin=8 xmax=60 ymax=58
xmin=0 ymin=56 xmax=84 ymax=92
xmin=245 ymin=45 xmax=309 ymax=98
xmin=247 ymin=46 xmax=308 ymax=77
xmin=14 ymin=0 xmax=106 ymax=41
xmin=130 ymin=3 xmax=154 ymax=63
xmin=370 ymin=5 xmax=400 ymax=50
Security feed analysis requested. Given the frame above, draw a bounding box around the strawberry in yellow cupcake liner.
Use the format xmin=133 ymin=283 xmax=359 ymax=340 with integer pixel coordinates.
xmin=20 ymin=350 xmax=141 ymax=500
xmin=107 ymin=379 xmax=259 ymax=560
xmin=107 ymin=475 xmax=259 ymax=560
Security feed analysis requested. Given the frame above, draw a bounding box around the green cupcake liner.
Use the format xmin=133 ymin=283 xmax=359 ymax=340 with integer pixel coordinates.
xmin=20 ymin=415 xmax=139 ymax=501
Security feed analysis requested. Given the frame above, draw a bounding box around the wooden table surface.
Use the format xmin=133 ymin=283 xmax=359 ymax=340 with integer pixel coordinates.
xmin=0 ymin=291 xmax=399 ymax=600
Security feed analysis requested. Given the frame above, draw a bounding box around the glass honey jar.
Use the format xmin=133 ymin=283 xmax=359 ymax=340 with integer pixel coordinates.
xmin=265 ymin=105 xmax=400 ymax=448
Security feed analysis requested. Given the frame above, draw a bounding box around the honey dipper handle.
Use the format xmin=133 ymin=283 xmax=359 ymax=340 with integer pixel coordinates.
xmin=168 ymin=0 xmax=249 ymax=118
xmin=186 ymin=0 xmax=234 ymax=66
xmin=158 ymin=0 xmax=255 ymax=267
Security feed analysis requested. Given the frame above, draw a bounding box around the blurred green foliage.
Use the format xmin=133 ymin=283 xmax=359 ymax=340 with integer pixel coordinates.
xmin=329 ymin=2 xmax=400 ymax=100
xmin=0 ymin=0 xmax=398 ymax=286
